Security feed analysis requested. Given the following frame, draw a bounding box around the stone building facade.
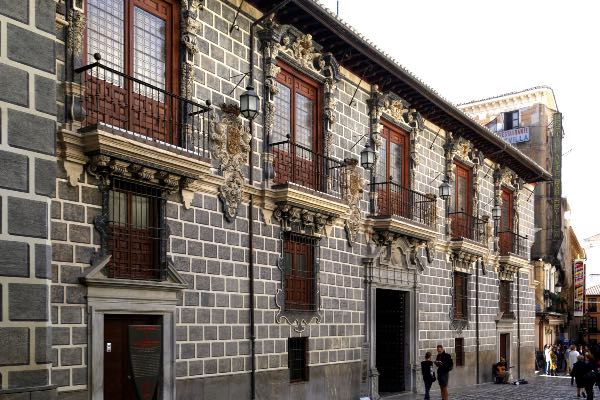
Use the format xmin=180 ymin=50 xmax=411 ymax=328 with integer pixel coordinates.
xmin=0 ymin=1 xmax=550 ymax=399
xmin=458 ymin=87 xmax=584 ymax=349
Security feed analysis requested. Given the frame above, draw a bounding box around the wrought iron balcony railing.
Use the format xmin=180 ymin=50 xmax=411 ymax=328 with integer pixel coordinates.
xmin=448 ymin=212 xmax=487 ymax=244
xmin=370 ymin=181 xmax=436 ymax=227
xmin=498 ymin=230 xmax=528 ymax=256
xmin=75 ymin=58 xmax=212 ymax=158
xmin=270 ymin=140 xmax=346 ymax=198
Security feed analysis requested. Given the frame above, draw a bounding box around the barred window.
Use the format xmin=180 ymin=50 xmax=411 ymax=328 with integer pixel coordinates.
xmin=289 ymin=337 xmax=308 ymax=382
xmin=453 ymin=272 xmax=469 ymax=320
xmin=499 ymin=280 xmax=511 ymax=314
xmin=455 ymin=337 xmax=464 ymax=367
xmin=107 ymin=179 xmax=165 ymax=280
xmin=589 ymin=317 xmax=598 ymax=333
xmin=283 ymin=233 xmax=318 ymax=311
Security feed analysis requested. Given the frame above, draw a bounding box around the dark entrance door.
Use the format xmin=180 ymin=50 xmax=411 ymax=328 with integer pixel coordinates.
xmin=104 ymin=314 xmax=162 ymax=400
xmin=500 ymin=333 xmax=509 ymax=362
xmin=376 ymin=289 xmax=407 ymax=394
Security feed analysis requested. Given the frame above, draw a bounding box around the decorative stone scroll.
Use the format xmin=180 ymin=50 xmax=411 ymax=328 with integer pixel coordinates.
xmin=181 ymin=0 xmax=204 ymax=99
xmin=272 ymin=204 xmax=333 ymax=237
xmin=210 ymin=104 xmax=252 ymax=222
xmin=498 ymin=263 xmax=519 ymax=282
xmin=342 ymin=159 xmax=365 ymax=245
xmin=367 ymin=86 xmax=425 ymax=188
xmin=258 ymin=21 xmax=341 ymax=156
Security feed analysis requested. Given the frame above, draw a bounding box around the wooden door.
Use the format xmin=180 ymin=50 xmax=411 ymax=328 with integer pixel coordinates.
xmin=85 ymin=0 xmax=179 ymax=144
xmin=500 ymin=333 xmax=509 ymax=362
xmin=104 ymin=315 xmax=162 ymax=400
xmin=451 ymin=161 xmax=472 ymax=239
xmin=376 ymin=289 xmax=406 ymax=393
xmin=284 ymin=235 xmax=314 ymax=311
xmin=499 ymin=189 xmax=513 ymax=254
xmin=376 ymin=121 xmax=409 ymax=217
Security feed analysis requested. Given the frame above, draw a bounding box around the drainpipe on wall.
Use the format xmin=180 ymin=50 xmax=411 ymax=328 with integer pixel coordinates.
xmin=476 ymin=258 xmax=480 ymax=384
xmin=517 ymin=267 xmax=522 ymax=380
xmin=413 ymin=264 xmax=419 ymax=393
xmin=246 ymin=2 xmax=293 ymax=399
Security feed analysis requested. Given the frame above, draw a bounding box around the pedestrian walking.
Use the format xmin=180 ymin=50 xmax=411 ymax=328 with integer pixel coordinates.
xmin=572 ymin=355 xmax=590 ymax=398
xmin=435 ymin=344 xmax=453 ymax=400
xmin=549 ymin=346 xmax=558 ymax=376
xmin=421 ymin=351 xmax=436 ymax=400
xmin=584 ymin=353 xmax=598 ymax=400
xmin=570 ymin=345 xmax=581 ymax=380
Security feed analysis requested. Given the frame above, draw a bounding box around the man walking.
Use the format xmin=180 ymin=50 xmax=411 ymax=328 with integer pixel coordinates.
xmin=569 ymin=344 xmax=580 ymax=380
xmin=544 ymin=344 xmax=551 ymax=375
xmin=435 ymin=344 xmax=453 ymax=400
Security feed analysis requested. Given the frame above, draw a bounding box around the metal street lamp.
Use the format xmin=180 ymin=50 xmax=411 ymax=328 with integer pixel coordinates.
xmin=555 ymin=280 xmax=562 ymax=294
xmin=492 ymin=204 xmax=502 ymax=221
xmin=240 ymin=85 xmax=259 ymax=120
xmin=438 ymin=179 xmax=451 ymax=201
xmin=360 ymin=142 xmax=376 ymax=170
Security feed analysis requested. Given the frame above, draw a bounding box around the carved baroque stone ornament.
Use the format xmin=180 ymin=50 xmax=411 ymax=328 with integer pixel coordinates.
xmin=180 ymin=0 xmax=204 ymax=99
xmin=342 ymin=159 xmax=365 ymax=245
xmin=210 ymin=104 xmax=252 ymax=222
xmin=273 ymin=204 xmax=332 ymax=236
xmin=68 ymin=8 xmax=86 ymax=56
xmin=367 ymin=86 xmax=424 ymax=186
xmin=258 ymin=22 xmax=341 ymax=156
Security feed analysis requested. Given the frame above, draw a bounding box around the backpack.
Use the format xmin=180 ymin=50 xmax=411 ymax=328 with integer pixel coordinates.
xmin=430 ymin=366 xmax=437 ymax=382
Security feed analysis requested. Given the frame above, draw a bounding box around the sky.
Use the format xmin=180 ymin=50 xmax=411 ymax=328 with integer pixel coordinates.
xmin=320 ymin=0 xmax=600 ymax=271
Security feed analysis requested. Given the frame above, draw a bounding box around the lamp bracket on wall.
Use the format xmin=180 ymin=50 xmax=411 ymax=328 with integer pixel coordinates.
xmin=348 ymin=65 xmax=372 ymax=107
xmin=429 ymin=127 xmax=442 ymax=149
xmin=229 ymin=0 xmax=245 ymax=33
xmin=228 ymin=71 xmax=249 ymax=95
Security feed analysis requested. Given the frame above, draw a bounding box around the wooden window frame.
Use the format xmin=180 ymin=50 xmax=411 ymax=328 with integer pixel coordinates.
xmin=453 ymin=272 xmax=469 ymax=321
xmin=377 ymin=118 xmax=410 ymax=187
xmin=273 ymin=61 xmax=322 ymax=152
xmin=288 ymin=337 xmax=309 ymax=382
xmin=589 ymin=317 xmax=598 ymax=333
xmin=453 ymin=160 xmax=472 ymax=215
xmin=503 ymin=110 xmax=519 ymax=130
xmin=455 ymin=337 xmax=465 ymax=367
xmin=84 ymin=0 xmax=180 ymax=93
xmin=283 ymin=232 xmax=318 ymax=312
xmin=499 ymin=280 xmax=511 ymax=314
xmin=589 ymin=298 xmax=598 ymax=313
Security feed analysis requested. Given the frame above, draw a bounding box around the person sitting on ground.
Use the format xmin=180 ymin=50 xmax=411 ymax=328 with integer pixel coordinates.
xmin=493 ymin=357 xmax=509 ymax=384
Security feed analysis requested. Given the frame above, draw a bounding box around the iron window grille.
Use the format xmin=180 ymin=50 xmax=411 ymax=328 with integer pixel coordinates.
xmin=282 ymin=232 xmax=319 ymax=312
xmin=288 ymin=337 xmax=309 ymax=382
xmin=453 ymin=272 xmax=469 ymax=321
xmin=104 ymin=178 xmax=167 ymax=280
xmin=499 ymin=280 xmax=512 ymax=314
xmin=455 ymin=337 xmax=465 ymax=367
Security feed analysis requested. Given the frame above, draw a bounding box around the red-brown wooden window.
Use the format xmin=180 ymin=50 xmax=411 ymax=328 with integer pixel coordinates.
xmin=455 ymin=337 xmax=465 ymax=367
xmin=499 ymin=188 xmax=514 ymax=254
xmin=107 ymin=179 xmax=165 ymax=280
xmin=289 ymin=337 xmax=309 ymax=382
xmin=283 ymin=233 xmax=317 ymax=311
xmin=499 ymin=280 xmax=511 ymax=314
xmin=454 ymin=161 xmax=472 ymax=214
xmin=272 ymin=63 xmax=320 ymax=149
xmin=453 ymin=272 xmax=469 ymax=320
xmin=374 ymin=120 xmax=410 ymax=217
xmin=86 ymin=0 xmax=179 ymax=92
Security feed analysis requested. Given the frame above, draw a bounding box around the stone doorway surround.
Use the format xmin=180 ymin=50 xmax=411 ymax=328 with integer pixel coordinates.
xmin=83 ymin=255 xmax=187 ymax=399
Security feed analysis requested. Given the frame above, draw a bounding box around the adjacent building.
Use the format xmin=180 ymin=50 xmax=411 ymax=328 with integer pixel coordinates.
xmin=0 ymin=1 xmax=551 ymax=399
xmin=458 ymin=87 xmax=584 ymax=349
xmin=584 ymin=284 xmax=600 ymax=344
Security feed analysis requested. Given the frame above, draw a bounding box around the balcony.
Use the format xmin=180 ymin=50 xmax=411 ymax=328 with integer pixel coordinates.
xmin=369 ymin=181 xmax=437 ymax=242
xmin=268 ymin=141 xmax=350 ymax=227
xmin=498 ymin=231 xmax=528 ymax=257
xmin=59 ymin=59 xmax=214 ymax=192
xmin=449 ymin=212 xmax=488 ymax=243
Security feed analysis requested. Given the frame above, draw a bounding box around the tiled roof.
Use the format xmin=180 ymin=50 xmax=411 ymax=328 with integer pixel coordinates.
xmin=586 ymin=283 xmax=600 ymax=296
xmin=457 ymin=86 xmax=554 ymax=107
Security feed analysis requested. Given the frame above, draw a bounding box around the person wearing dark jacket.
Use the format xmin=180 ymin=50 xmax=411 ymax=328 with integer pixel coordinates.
xmin=421 ymin=352 xmax=435 ymax=400
xmin=571 ymin=354 xmax=596 ymax=399
xmin=435 ymin=344 xmax=453 ymax=400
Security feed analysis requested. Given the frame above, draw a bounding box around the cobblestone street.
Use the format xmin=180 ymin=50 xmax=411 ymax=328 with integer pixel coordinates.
xmin=386 ymin=374 xmax=590 ymax=399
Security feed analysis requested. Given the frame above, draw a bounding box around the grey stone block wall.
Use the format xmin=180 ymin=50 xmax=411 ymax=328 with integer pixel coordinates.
xmin=0 ymin=0 xmax=57 ymax=391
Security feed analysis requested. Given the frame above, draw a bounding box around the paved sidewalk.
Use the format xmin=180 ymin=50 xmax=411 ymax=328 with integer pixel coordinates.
xmin=382 ymin=373 xmax=592 ymax=399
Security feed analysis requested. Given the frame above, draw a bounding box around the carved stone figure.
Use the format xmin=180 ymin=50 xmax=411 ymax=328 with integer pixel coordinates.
xmin=343 ymin=159 xmax=365 ymax=245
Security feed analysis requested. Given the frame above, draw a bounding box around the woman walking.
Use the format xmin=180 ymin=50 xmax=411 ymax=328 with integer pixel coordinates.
xmin=550 ymin=346 xmax=558 ymax=376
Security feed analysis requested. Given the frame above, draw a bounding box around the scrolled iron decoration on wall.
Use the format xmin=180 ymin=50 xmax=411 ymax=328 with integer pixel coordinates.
xmin=210 ymin=104 xmax=252 ymax=222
